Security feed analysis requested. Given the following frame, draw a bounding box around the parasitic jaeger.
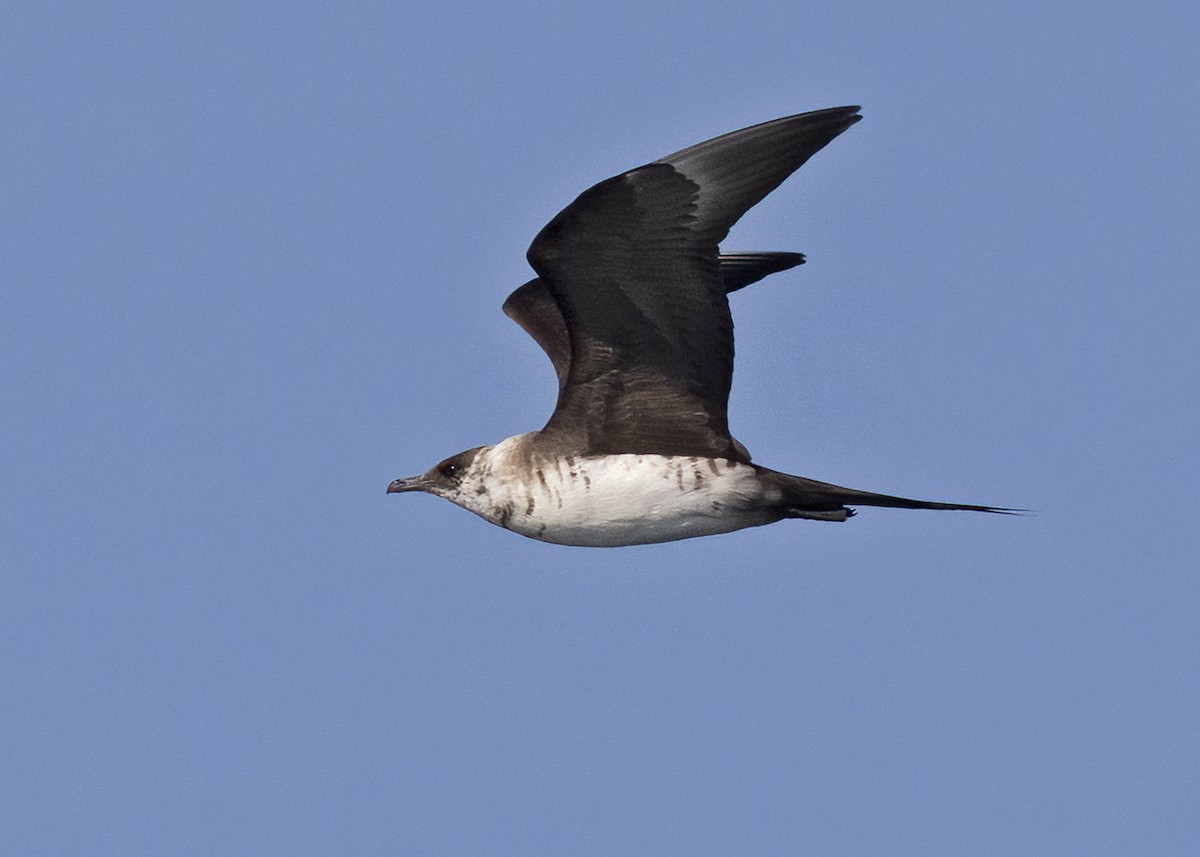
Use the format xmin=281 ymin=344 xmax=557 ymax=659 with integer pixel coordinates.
xmin=389 ymin=106 xmax=1012 ymax=546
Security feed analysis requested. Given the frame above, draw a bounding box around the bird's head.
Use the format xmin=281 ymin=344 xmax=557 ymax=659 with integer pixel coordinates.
xmin=387 ymin=446 xmax=487 ymax=499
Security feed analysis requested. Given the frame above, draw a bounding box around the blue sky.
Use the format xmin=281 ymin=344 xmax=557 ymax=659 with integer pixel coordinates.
xmin=3 ymin=1 xmax=1198 ymax=854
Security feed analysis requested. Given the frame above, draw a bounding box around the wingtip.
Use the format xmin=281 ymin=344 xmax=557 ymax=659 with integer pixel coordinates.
xmin=825 ymin=106 xmax=863 ymax=131
xmin=801 ymin=104 xmax=862 ymax=122
xmin=813 ymin=105 xmax=863 ymax=135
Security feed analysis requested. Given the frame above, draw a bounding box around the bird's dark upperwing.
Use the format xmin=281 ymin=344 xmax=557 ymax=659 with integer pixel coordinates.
xmin=525 ymin=106 xmax=862 ymax=460
xmin=503 ymin=252 xmax=806 ymax=393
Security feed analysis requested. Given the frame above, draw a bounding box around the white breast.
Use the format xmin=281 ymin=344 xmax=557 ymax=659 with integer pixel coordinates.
xmin=453 ymin=435 xmax=784 ymax=546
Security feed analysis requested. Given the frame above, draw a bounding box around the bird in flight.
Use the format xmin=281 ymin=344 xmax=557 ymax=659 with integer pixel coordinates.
xmin=389 ymin=106 xmax=1011 ymax=546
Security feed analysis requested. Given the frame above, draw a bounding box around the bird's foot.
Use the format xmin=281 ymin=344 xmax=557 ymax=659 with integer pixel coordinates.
xmin=781 ymin=506 xmax=854 ymax=522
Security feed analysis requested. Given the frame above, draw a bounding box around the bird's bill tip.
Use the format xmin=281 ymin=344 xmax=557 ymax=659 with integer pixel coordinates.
xmin=387 ymin=475 xmax=427 ymax=494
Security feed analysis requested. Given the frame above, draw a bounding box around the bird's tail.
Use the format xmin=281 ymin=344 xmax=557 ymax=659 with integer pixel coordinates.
xmin=760 ymin=469 xmax=1020 ymax=522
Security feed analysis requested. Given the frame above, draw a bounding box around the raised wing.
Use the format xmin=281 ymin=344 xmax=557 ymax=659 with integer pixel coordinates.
xmin=502 ymin=251 xmax=806 ymax=392
xmin=525 ymin=107 xmax=861 ymax=460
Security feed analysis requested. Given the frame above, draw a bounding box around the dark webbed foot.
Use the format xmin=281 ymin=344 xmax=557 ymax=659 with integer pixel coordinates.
xmin=781 ymin=506 xmax=854 ymax=522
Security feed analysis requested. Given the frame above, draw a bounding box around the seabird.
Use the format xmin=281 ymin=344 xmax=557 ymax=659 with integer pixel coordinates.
xmin=389 ymin=106 xmax=1010 ymax=546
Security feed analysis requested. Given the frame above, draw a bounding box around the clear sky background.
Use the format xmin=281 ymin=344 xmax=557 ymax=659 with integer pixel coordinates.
xmin=3 ymin=1 xmax=1198 ymax=854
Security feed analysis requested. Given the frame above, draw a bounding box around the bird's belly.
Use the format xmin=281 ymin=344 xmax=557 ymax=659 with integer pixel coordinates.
xmin=477 ymin=454 xmax=782 ymax=547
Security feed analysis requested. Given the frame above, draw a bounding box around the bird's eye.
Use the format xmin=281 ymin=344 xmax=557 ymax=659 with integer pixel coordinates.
xmin=439 ymin=462 xmax=460 ymax=479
